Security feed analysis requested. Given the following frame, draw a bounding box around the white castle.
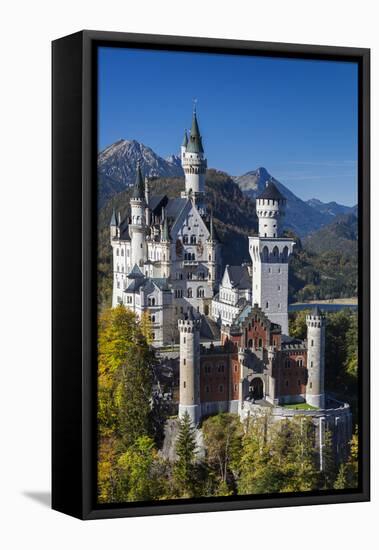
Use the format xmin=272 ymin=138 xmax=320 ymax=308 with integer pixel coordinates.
xmin=109 ymin=109 xmax=352 ymax=462
xmin=110 ymin=110 xmax=221 ymax=346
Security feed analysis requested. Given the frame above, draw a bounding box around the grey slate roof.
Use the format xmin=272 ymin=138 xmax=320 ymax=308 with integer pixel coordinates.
xmin=165 ymin=197 xmax=187 ymax=219
xmin=127 ymin=264 xmax=144 ymax=279
xmin=132 ymin=163 xmax=145 ymax=200
xmin=148 ymin=194 xmax=167 ymax=214
xmin=186 ymin=111 xmax=204 ymax=154
xmin=182 ymin=129 xmax=188 ymax=147
xmin=226 ymin=265 xmax=251 ymax=289
xmin=110 ymin=208 xmax=117 ymax=226
xmin=257 ymin=180 xmax=285 ymax=201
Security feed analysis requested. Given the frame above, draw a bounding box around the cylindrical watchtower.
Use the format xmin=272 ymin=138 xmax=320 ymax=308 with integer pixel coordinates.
xmin=306 ymin=306 xmax=326 ymax=408
xmin=256 ymin=180 xmax=286 ymax=238
xmin=178 ymin=309 xmax=201 ymax=425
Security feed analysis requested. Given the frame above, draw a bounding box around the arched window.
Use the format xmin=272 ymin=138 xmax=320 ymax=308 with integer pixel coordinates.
xmin=183 ymin=235 xmax=188 ymax=244
xmin=121 ymin=249 xmax=124 ymax=256
xmin=187 ymin=288 xmax=192 ymax=298
xmin=116 ymin=249 xmax=119 ymax=256
xmin=282 ymin=246 xmax=288 ymax=262
xmin=297 ymin=358 xmax=303 ymax=367
xmin=197 ymin=287 xmax=204 ymax=298
xmin=190 ymin=235 xmax=196 ymax=244
xmin=191 ymin=253 xmax=195 ymax=261
xmin=261 ymin=246 xmax=269 ymax=262
xmin=272 ymin=246 xmax=279 ymax=259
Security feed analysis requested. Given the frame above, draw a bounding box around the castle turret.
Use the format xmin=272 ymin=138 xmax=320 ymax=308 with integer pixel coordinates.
xmin=256 ymin=180 xmax=286 ymax=238
xmin=181 ymin=129 xmax=188 ymax=163
xmin=306 ymin=306 xmax=326 ymax=408
xmin=130 ymin=162 xmax=147 ymax=267
xmin=160 ymin=208 xmax=171 ymax=278
xmin=206 ymin=212 xmax=218 ymax=285
xmin=181 ymin=109 xmax=207 ymax=213
xmin=178 ymin=310 xmax=201 ymax=425
xmin=110 ymin=208 xmax=118 ymax=240
xmin=248 ymin=180 xmax=295 ymax=335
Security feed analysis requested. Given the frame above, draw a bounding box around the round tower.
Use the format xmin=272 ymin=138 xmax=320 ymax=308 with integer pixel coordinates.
xmin=306 ymin=306 xmax=326 ymax=409
xmin=256 ymin=180 xmax=286 ymax=238
xmin=178 ymin=310 xmax=201 ymax=425
xmin=182 ymin=109 xmax=207 ymax=201
xmin=130 ymin=162 xmax=147 ymax=267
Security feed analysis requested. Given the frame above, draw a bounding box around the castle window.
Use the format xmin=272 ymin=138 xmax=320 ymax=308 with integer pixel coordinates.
xmin=151 ymin=315 xmax=155 ymax=323
xmin=310 ymin=361 xmax=313 ymax=367
xmin=116 ymin=249 xmax=119 ymax=256
xmin=258 ymin=338 xmax=263 ymax=348
xmin=297 ymin=358 xmax=303 ymax=367
xmin=187 ymin=288 xmax=192 ymax=298
xmin=268 ymin=267 xmax=271 ymax=273
xmin=218 ymin=365 xmax=224 ymax=373
xmin=265 ymin=302 xmax=269 ymax=309
xmin=206 ymin=385 xmax=210 ymax=393
xmin=234 ymin=365 xmax=238 ymax=372
xmin=285 ymin=380 xmax=289 ymax=387
xmin=219 ymin=385 xmax=224 ymax=393
xmin=190 ymin=235 xmax=196 ymax=244
xmin=121 ymin=249 xmax=124 ymax=256
xmin=183 ymin=337 xmax=186 ymax=344
xmin=183 ymin=381 xmax=186 ymax=388
xmin=311 ymin=339 xmax=314 ymax=347
xmin=234 ymin=384 xmax=238 ymax=392
xmin=248 ymin=339 xmax=253 ymax=348
xmin=117 ymin=281 xmax=120 ymax=289
xmin=140 ymin=243 xmax=143 ymax=248
xmin=197 ymin=287 xmax=205 ymax=298
xmin=183 ymin=235 xmax=188 ymax=244
xmin=310 ymin=382 xmax=313 ymax=389
xmin=152 ymin=333 xmax=155 ymax=340
xmin=278 ymin=285 xmax=281 ymax=291
xmin=183 ymin=359 xmax=186 ymax=365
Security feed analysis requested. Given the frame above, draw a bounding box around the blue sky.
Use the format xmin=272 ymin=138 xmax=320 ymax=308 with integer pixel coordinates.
xmin=98 ymin=47 xmax=358 ymax=206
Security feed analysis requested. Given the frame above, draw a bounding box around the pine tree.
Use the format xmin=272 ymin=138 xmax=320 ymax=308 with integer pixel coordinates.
xmin=174 ymin=412 xmax=198 ymax=497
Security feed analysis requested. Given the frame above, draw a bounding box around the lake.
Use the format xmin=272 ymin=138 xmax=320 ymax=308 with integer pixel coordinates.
xmin=289 ymin=303 xmax=358 ymax=312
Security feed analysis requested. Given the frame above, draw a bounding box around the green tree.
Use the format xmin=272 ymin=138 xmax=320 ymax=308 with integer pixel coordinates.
xmin=289 ymin=309 xmax=309 ymax=340
xmin=116 ymin=436 xmax=162 ymax=502
xmin=173 ymin=412 xmax=198 ymax=497
xmin=202 ymin=413 xmax=242 ymax=494
xmin=239 ymin=414 xmax=281 ymax=495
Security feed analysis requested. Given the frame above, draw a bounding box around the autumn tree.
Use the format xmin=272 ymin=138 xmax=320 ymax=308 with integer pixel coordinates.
xmin=334 ymin=426 xmax=359 ymax=489
xmin=97 ymin=305 xmax=155 ymax=503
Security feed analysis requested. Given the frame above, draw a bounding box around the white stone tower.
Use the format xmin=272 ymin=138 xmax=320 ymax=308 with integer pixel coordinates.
xmin=178 ymin=310 xmax=201 ymax=425
xmin=248 ymin=181 xmax=295 ymax=335
xmin=306 ymin=306 xmax=326 ymax=408
xmin=181 ymin=109 xmax=207 ymax=214
xmin=130 ymin=162 xmax=147 ymax=267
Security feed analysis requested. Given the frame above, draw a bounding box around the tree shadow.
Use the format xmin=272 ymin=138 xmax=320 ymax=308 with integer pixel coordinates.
xmin=22 ymin=491 xmax=51 ymax=508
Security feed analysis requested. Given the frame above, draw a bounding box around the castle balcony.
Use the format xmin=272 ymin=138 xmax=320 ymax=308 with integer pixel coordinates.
xmin=182 ymin=260 xmax=199 ymax=266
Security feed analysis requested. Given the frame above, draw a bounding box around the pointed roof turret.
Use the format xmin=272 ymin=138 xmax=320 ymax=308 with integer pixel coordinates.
xmin=132 ymin=161 xmax=145 ymax=200
xmin=257 ymin=179 xmax=285 ymax=201
xmin=311 ymin=305 xmax=323 ymax=317
xmin=110 ymin=208 xmax=117 ymax=226
xmin=186 ymin=109 xmax=204 ymax=154
xmin=182 ymin=129 xmax=188 ymax=148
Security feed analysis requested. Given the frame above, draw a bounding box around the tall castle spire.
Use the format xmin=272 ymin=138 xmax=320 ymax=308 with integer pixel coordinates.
xmin=181 ymin=106 xmax=207 ymax=210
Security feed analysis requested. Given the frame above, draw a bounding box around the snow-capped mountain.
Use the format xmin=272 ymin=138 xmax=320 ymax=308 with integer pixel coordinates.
xmin=98 ymin=139 xmax=184 ymax=187
xmin=233 ymin=167 xmax=335 ymax=237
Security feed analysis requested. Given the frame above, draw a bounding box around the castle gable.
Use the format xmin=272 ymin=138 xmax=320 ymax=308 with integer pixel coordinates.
xmin=170 ymin=200 xmax=209 ymax=242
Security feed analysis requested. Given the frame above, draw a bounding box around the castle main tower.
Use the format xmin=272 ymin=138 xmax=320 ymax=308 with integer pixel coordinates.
xmin=130 ymin=162 xmax=147 ymax=267
xmin=306 ymin=307 xmax=326 ymax=408
xmin=178 ymin=310 xmax=201 ymax=425
xmin=181 ymin=109 xmax=207 ymax=214
xmin=249 ymin=181 xmax=295 ymax=335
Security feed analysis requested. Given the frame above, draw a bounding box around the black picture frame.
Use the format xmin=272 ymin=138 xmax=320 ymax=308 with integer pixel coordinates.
xmin=52 ymin=30 xmax=370 ymax=520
